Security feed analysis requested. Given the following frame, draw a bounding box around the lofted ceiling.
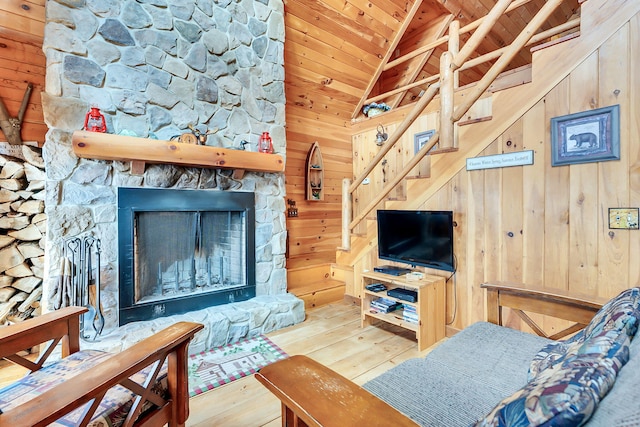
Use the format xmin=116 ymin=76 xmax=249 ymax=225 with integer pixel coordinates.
xmin=285 ymin=0 xmax=581 ymax=124
xmin=377 ymin=0 xmax=581 ymax=106
xmin=1 ymin=0 xmax=581 ymax=125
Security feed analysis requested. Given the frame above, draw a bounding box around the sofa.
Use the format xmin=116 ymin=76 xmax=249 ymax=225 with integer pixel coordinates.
xmin=256 ymin=283 xmax=640 ymax=426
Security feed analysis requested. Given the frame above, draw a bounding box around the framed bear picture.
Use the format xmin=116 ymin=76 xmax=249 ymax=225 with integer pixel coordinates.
xmin=550 ymin=104 xmax=620 ymax=166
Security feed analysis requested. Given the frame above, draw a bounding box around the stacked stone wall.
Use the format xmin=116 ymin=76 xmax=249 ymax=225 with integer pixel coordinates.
xmin=40 ymin=0 xmax=290 ymax=335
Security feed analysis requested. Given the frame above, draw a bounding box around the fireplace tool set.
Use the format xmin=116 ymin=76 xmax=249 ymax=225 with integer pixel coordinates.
xmin=58 ymin=236 xmax=105 ymax=340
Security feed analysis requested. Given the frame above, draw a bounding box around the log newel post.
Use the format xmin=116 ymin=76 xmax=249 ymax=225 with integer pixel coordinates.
xmin=449 ymin=20 xmax=460 ymax=88
xmin=449 ymin=21 xmax=460 ymax=148
xmin=439 ymin=51 xmax=455 ymax=149
xmin=341 ymin=178 xmax=352 ymax=250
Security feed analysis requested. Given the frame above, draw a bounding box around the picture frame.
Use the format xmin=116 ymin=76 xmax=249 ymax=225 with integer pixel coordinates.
xmin=414 ymin=130 xmax=436 ymax=154
xmin=608 ymin=208 xmax=639 ymax=230
xmin=550 ymin=104 xmax=620 ymax=166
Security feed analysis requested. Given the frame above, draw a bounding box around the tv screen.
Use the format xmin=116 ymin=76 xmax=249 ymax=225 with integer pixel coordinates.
xmin=377 ymin=210 xmax=454 ymax=272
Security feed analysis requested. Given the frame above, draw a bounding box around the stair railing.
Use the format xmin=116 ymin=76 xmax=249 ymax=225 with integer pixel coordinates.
xmin=365 ymin=18 xmax=579 ymax=106
xmin=343 ymin=0 xmax=569 ymax=251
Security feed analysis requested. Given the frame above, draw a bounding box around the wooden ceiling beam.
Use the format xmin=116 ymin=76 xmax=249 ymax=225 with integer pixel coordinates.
xmin=384 ymin=13 xmax=454 ymax=108
xmin=351 ymin=0 xmax=424 ymax=119
xmin=436 ymin=0 xmax=463 ymax=18
xmin=366 ymin=17 xmax=579 ymax=104
xmin=383 ymin=0 xmax=536 ymax=73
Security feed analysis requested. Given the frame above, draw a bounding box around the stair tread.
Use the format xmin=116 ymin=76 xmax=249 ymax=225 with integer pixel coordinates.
xmin=289 ymin=279 xmax=344 ymax=296
xmin=287 ymin=254 xmax=336 ymax=270
xmin=330 ymin=263 xmax=353 ymax=271
xmin=530 ymin=32 xmax=580 ymax=53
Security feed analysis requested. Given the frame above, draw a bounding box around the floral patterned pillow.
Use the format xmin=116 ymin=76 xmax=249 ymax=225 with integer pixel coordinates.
xmin=529 ymin=288 xmax=640 ymax=380
xmin=476 ymin=288 xmax=640 ymax=427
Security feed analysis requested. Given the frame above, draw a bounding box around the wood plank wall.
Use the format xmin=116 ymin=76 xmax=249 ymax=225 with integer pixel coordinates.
xmin=0 ymin=0 xmax=46 ymax=146
xmin=350 ymin=16 xmax=640 ymax=335
xmin=283 ymin=99 xmax=354 ymax=306
xmin=282 ymin=0 xmax=373 ymax=303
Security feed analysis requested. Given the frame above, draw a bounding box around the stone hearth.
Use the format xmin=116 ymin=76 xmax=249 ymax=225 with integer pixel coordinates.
xmin=86 ymin=294 xmax=303 ymax=355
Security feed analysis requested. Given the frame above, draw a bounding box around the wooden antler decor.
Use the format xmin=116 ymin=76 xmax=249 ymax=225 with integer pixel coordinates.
xmin=0 ymin=82 xmax=33 ymax=145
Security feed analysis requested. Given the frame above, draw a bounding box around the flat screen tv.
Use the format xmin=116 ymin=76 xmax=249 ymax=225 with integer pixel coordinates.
xmin=377 ymin=210 xmax=455 ymax=272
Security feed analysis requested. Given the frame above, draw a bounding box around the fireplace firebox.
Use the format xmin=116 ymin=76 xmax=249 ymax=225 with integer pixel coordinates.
xmin=118 ymin=188 xmax=256 ymax=325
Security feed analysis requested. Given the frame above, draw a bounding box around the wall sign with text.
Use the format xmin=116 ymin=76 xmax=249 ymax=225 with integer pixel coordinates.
xmin=466 ymin=150 xmax=534 ymax=171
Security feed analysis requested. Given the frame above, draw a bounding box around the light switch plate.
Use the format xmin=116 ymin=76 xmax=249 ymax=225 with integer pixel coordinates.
xmin=608 ymin=208 xmax=639 ymax=229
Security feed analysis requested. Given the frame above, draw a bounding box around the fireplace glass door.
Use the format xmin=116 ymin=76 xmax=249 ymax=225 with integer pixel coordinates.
xmin=134 ymin=211 xmax=246 ymax=304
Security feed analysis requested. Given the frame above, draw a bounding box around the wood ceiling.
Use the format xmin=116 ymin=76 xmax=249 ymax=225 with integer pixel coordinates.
xmin=0 ymin=1 xmax=44 ymax=44
xmin=0 ymin=0 xmax=581 ymax=127
xmin=285 ymin=0 xmax=581 ymax=124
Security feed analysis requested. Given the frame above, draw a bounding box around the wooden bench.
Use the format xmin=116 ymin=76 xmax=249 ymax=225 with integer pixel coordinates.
xmin=256 ymin=354 xmax=419 ymax=427
xmin=0 ymin=306 xmax=203 ymax=427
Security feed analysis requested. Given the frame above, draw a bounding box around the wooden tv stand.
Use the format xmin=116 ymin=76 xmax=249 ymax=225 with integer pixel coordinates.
xmin=361 ymin=270 xmax=445 ymax=351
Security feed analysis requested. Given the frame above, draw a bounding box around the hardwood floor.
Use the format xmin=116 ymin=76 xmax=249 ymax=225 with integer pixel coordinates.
xmin=0 ymin=301 xmax=439 ymax=426
xmin=187 ymin=301 xmax=438 ymax=426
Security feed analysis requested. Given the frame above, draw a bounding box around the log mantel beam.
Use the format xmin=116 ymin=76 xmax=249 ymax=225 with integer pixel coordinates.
xmin=71 ymin=130 xmax=285 ymax=174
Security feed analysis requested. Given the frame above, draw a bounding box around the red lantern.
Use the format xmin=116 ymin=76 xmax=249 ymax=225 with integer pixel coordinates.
xmin=84 ymin=106 xmax=107 ymax=132
xmin=258 ymin=131 xmax=274 ymax=154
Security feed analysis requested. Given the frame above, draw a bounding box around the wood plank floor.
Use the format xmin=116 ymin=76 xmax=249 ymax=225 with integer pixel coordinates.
xmin=0 ymin=301 xmax=440 ymax=426
xmin=187 ymin=301 xmax=438 ymax=426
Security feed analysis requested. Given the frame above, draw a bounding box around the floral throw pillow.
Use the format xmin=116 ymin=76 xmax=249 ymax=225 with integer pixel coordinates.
xmin=476 ymin=287 xmax=640 ymax=427
xmin=529 ymin=288 xmax=640 ymax=380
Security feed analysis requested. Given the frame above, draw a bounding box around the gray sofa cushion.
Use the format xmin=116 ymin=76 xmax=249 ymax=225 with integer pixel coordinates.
xmin=363 ymin=322 xmax=551 ymax=427
xmin=587 ymin=331 xmax=640 ymax=426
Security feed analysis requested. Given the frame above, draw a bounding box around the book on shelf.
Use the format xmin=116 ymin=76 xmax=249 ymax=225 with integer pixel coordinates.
xmin=402 ymin=304 xmax=419 ymax=324
xmin=402 ymin=314 xmax=419 ymax=324
xmin=370 ymin=297 xmax=402 ymax=313
xmin=402 ymin=304 xmax=418 ymax=313
xmin=402 ymin=313 xmax=419 ymax=321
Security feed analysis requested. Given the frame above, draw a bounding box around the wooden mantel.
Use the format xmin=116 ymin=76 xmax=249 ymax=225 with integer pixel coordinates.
xmin=72 ymin=130 xmax=285 ymax=175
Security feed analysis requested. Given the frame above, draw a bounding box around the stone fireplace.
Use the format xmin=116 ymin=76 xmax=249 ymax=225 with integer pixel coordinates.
xmin=118 ymin=187 xmax=256 ymax=325
xmin=39 ymin=0 xmax=303 ymax=351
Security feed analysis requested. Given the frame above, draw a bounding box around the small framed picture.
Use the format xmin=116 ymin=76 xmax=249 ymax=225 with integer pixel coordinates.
xmin=608 ymin=208 xmax=639 ymax=230
xmin=550 ymin=104 xmax=620 ymax=166
xmin=414 ymin=130 xmax=436 ymax=154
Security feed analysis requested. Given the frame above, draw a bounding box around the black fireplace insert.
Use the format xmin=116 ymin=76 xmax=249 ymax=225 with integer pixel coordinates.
xmin=118 ymin=188 xmax=256 ymax=325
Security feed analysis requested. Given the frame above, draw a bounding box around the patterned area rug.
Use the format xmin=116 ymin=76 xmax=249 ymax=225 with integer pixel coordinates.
xmin=188 ymin=335 xmax=288 ymax=397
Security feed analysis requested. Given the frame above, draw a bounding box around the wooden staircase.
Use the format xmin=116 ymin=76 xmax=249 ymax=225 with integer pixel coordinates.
xmin=333 ymin=0 xmax=640 ymax=297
